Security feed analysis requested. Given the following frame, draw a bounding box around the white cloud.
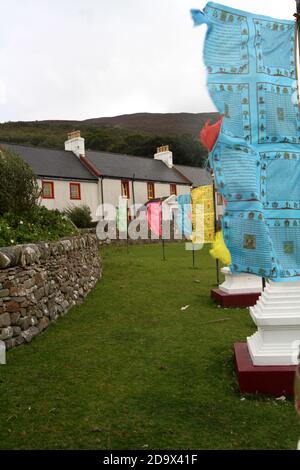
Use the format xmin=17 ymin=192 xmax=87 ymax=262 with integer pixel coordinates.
xmin=0 ymin=0 xmax=296 ymax=122
xmin=0 ymin=80 xmax=7 ymax=105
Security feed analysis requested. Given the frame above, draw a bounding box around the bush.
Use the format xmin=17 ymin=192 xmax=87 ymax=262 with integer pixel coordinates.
xmin=0 ymin=147 xmax=79 ymax=247
xmin=0 ymin=147 xmax=40 ymax=215
xmin=0 ymin=206 xmax=78 ymax=247
xmin=64 ymin=205 xmax=93 ymax=228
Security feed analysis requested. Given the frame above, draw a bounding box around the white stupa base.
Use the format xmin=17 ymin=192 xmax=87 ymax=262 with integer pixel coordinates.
xmin=219 ymin=267 xmax=262 ymax=294
xmin=247 ymin=281 xmax=300 ymax=366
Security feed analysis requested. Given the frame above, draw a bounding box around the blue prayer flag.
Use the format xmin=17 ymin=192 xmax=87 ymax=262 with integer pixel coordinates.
xmin=176 ymin=194 xmax=192 ymax=239
xmin=192 ymin=2 xmax=300 ymax=281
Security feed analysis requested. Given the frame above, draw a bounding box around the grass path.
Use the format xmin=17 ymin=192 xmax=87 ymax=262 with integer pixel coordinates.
xmin=0 ymin=243 xmax=298 ymax=449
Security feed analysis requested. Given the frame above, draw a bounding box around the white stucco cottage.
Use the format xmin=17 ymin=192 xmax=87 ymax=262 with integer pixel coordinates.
xmin=1 ymin=131 xmax=223 ymax=220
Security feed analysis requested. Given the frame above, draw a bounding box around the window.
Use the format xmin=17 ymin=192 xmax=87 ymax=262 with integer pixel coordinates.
xmin=217 ymin=193 xmax=223 ymax=205
xmin=70 ymin=183 xmax=81 ymax=200
xmin=170 ymin=184 xmax=177 ymax=196
xmin=121 ymin=180 xmax=130 ymax=199
xmin=42 ymin=181 xmax=54 ymax=199
xmin=147 ymin=182 xmax=155 ymax=200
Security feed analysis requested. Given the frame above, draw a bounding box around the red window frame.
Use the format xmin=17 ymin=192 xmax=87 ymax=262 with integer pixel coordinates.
xmin=42 ymin=181 xmax=54 ymax=199
xmin=147 ymin=182 xmax=155 ymax=200
xmin=170 ymin=184 xmax=177 ymax=196
xmin=70 ymin=182 xmax=81 ymax=200
xmin=121 ymin=180 xmax=130 ymax=199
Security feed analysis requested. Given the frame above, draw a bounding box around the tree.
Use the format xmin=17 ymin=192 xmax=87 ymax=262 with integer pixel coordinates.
xmin=0 ymin=147 xmax=40 ymax=215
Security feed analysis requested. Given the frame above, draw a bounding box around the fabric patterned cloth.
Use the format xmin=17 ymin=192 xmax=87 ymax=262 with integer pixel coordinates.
xmin=116 ymin=206 xmax=127 ymax=233
xmin=147 ymin=201 xmax=162 ymax=238
xmin=192 ymin=2 xmax=300 ymax=281
xmin=191 ymin=185 xmax=215 ymax=243
xmin=200 ymin=117 xmax=223 ymax=151
xmin=210 ymin=231 xmax=232 ymax=265
xmin=176 ymin=194 xmax=193 ymax=239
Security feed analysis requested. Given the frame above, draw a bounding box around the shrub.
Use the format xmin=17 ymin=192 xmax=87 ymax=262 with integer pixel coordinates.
xmin=0 ymin=147 xmax=40 ymax=215
xmin=64 ymin=205 xmax=93 ymax=228
xmin=0 ymin=206 xmax=78 ymax=247
xmin=0 ymin=147 xmax=79 ymax=247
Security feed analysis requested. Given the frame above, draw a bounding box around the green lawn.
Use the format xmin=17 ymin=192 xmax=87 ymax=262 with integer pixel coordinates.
xmin=0 ymin=243 xmax=299 ymax=450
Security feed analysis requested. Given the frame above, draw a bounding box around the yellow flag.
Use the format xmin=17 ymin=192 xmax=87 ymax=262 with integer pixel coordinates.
xmin=191 ymin=185 xmax=215 ymax=244
xmin=210 ymin=231 xmax=231 ymax=265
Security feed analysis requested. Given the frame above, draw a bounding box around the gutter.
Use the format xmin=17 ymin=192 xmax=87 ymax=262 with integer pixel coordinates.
xmin=79 ymin=155 xmax=102 ymax=178
xmin=131 ymin=173 xmax=136 ymax=217
xmin=100 ymin=177 xmax=104 ymax=206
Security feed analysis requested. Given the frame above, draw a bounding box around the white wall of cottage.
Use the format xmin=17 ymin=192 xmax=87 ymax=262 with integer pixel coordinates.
xmin=101 ymin=178 xmax=191 ymax=208
xmin=38 ymin=177 xmax=223 ymax=224
xmin=37 ymin=178 xmax=191 ymax=220
xmin=101 ymin=179 xmax=123 ymax=207
xmin=38 ymin=179 xmax=99 ymax=220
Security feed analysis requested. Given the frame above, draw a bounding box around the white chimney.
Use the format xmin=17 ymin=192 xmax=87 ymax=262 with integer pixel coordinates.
xmin=154 ymin=145 xmax=173 ymax=168
xmin=65 ymin=130 xmax=85 ymax=158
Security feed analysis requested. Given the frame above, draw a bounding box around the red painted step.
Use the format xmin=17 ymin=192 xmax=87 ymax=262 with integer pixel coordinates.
xmin=211 ymin=288 xmax=260 ymax=308
xmin=234 ymin=342 xmax=296 ymax=397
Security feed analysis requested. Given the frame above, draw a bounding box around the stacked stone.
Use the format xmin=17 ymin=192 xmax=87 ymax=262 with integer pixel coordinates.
xmin=0 ymin=234 xmax=101 ymax=351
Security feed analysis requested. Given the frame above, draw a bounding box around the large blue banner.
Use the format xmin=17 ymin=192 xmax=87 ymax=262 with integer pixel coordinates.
xmin=192 ymin=2 xmax=300 ymax=281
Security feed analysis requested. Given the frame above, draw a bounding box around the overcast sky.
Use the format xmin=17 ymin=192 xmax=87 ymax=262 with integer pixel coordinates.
xmin=0 ymin=0 xmax=295 ymax=122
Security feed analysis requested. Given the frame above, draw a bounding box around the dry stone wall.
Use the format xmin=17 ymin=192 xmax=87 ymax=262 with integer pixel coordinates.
xmin=0 ymin=234 xmax=101 ymax=351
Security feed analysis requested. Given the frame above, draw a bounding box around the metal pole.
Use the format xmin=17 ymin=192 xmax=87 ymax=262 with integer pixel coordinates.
xmin=216 ymin=259 xmax=220 ymax=285
xmin=126 ymin=202 xmax=129 ymax=254
xmin=295 ymin=2 xmax=300 ymax=57
xmin=100 ymin=177 xmax=104 ymax=206
xmin=295 ymin=1 xmax=300 ymax=95
xmin=160 ymin=198 xmax=166 ymax=261
xmin=192 ymin=246 xmax=195 ymax=269
xmin=212 ymin=174 xmax=220 ymax=285
xmin=132 ymin=173 xmax=136 ymax=217
xmin=162 ymin=238 xmax=166 ymax=261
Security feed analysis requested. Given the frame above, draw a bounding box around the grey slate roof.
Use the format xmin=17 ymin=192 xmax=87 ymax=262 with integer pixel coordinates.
xmin=175 ymin=165 xmax=212 ymax=188
xmin=85 ymin=150 xmax=191 ymax=185
xmin=0 ymin=142 xmax=210 ymax=187
xmin=0 ymin=143 xmax=97 ymax=181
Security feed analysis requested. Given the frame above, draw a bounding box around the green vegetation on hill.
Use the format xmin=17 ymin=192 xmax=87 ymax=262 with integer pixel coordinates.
xmin=0 ymin=112 xmax=218 ymax=167
xmin=83 ymin=112 xmax=219 ymax=136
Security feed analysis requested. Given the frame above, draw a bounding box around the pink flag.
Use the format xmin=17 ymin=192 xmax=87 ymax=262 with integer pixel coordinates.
xmin=147 ymin=201 xmax=162 ymax=237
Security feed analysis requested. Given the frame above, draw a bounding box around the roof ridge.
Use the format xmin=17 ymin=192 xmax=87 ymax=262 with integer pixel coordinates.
xmin=0 ymin=141 xmax=98 ymax=180
xmin=174 ymin=163 xmax=208 ymax=170
xmin=87 ymin=150 xmax=207 ymax=170
xmin=86 ymin=149 xmax=156 ymax=161
xmin=172 ymin=166 xmax=193 ymax=185
xmin=1 ymin=143 xmax=206 ymax=170
xmin=0 ymin=141 xmax=67 ymax=153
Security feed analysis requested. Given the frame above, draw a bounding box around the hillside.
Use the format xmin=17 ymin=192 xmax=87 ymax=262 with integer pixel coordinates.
xmin=29 ymin=112 xmax=219 ymax=137
xmin=0 ymin=112 xmax=219 ymax=168
xmin=82 ymin=112 xmax=219 ymax=136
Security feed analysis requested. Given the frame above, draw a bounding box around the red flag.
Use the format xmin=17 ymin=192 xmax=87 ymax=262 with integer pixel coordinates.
xmin=200 ymin=116 xmax=223 ymax=151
